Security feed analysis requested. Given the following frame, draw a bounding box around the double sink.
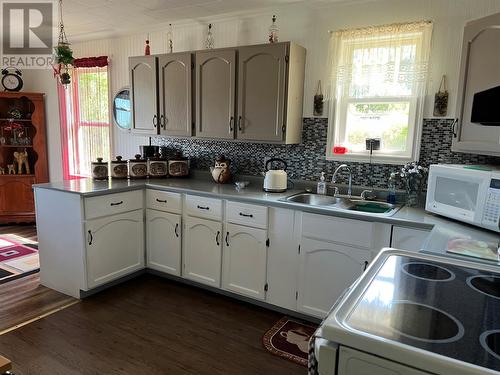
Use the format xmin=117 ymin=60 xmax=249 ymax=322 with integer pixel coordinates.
xmin=281 ymin=192 xmax=401 ymax=216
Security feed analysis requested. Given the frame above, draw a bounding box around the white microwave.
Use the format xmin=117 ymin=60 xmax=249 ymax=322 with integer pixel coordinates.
xmin=426 ymin=164 xmax=500 ymax=233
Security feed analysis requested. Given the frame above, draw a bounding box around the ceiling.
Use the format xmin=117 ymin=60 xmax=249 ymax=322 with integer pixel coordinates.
xmin=62 ymin=0 xmax=357 ymax=42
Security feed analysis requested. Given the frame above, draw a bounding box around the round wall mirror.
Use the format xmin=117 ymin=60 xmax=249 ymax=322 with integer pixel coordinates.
xmin=113 ymin=87 xmax=131 ymax=130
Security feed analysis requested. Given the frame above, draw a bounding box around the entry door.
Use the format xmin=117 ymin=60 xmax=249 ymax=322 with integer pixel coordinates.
xmin=237 ymin=43 xmax=287 ymax=142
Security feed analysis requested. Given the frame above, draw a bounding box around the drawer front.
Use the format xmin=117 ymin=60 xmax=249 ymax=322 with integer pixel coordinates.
xmin=226 ymin=201 xmax=268 ymax=229
xmin=85 ymin=190 xmax=143 ymax=219
xmin=146 ymin=189 xmax=182 ymax=213
xmin=302 ymin=213 xmax=373 ymax=249
xmin=185 ymin=195 xmax=222 ymax=220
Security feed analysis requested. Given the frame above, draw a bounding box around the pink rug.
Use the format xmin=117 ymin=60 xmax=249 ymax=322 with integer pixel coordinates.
xmin=0 ymin=244 xmax=36 ymax=262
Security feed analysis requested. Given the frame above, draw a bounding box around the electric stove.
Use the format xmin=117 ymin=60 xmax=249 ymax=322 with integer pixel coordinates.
xmin=318 ymin=249 xmax=500 ymax=375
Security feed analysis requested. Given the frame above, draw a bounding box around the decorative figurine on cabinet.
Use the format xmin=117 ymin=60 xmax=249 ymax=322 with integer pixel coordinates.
xmin=13 ymin=149 xmax=30 ymax=174
xmin=7 ymin=164 xmax=15 ymax=174
xmin=211 ymin=155 xmax=232 ymax=184
xmin=0 ymin=166 xmax=4 ymax=174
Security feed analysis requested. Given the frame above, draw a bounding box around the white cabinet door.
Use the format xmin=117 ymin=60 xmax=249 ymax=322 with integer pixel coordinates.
xmin=146 ymin=209 xmax=181 ymax=276
xmin=184 ymin=216 xmax=222 ymax=287
xmin=222 ymin=223 xmax=267 ymax=300
xmin=391 ymin=226 xmax=430 ymax=252
xmin=266 ymin=208 xmax=299 ymax=310
xmin=338 ymin=347 xmax=432 ymax=375
xmin=297 ymin=238 xmax=370 ymax=318
xmin=85 ymin=209 xmax=144 ymax=289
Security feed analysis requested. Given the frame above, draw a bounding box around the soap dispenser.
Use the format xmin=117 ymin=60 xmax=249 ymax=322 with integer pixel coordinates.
xmin=317 ymin=172 xmax=327 ymax=195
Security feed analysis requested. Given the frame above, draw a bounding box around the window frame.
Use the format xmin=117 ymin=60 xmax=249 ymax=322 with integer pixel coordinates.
xmin=326 ymin=30 xmax=428 ymax=164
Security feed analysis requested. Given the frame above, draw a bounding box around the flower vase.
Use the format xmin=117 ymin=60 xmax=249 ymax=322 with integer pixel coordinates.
xmin=405 ymin=177 xmax=419 ymax=207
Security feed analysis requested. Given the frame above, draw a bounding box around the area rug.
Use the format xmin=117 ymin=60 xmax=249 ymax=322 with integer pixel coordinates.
xmin=263 ymin=317 xmax=318 ymax=366
xmin=0 ymin=235 xmax=39 ymax=284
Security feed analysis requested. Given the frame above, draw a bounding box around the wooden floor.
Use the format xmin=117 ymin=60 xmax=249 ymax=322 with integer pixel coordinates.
xmin=0 ymin=274 xmax=306 ymax=375
xmin=0 ymin=225 xmax=305 ymax=374
xmin=0 ymin=224 xmax=77 ymax=333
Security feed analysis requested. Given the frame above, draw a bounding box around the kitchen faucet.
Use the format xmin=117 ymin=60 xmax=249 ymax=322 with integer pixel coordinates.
xmin=331 ymin=164 xmax=352 ymax=197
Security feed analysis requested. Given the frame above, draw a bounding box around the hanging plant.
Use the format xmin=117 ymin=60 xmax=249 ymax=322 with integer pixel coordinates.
xmin=53 ymin=0 xmax=73 ymax=85
xmin=54 ymin=43 xmax=74 ymax=66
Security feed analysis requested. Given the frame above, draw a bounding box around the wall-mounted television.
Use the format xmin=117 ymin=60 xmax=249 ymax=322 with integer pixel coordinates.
xmin=471 ymin=85 xmax=500 ymax=126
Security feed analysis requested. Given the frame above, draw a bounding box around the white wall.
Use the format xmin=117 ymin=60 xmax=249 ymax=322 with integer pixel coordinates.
xmin=23 ymin=0 xmax=500 ymax=178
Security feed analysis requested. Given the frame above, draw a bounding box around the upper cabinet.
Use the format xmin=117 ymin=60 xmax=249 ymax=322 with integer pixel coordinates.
xmin=158 ymin=53 xmax=193 ymax=137
xmin=237 ymin=44 xmax=287 ymax=142
xmin=195 ymin=49 xmax=236 ymax=139
xmin=129 ymin=42 xmax=306 ymax=143
xmin=129 ymin=56 xmax=158 ymax=134
xmin=453 ymin=12 xmax=500 ymax=156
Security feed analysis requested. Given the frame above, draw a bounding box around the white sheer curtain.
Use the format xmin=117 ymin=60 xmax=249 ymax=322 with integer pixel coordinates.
xmin=327 ymin=21 xmax=433 ymax=161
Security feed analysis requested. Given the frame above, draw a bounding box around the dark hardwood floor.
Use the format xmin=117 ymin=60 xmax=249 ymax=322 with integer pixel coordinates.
xmin=0 ymin=273 xmax=306 ymax=374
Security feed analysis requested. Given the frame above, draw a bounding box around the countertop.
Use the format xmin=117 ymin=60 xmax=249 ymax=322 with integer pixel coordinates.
xmin=34 ymin=176 xmax=500 ymax=265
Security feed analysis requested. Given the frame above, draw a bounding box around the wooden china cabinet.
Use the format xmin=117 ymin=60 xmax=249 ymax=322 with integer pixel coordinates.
xmin=0 ymin=92 xmax=48 ymax=223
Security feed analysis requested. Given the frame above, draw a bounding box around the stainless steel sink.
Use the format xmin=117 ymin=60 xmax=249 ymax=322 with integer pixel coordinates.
xmin=282 ymin=192 xmax=401 ymax=216
xmin=285 ymin=193 xmax=341 ymax=206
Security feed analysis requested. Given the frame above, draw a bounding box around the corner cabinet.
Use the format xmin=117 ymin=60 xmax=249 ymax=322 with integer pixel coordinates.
xmin=453 ymin=12 xmax=500 ymax=156
xmin=129 ymin=56 xmax=158 ymax=134
xmin=195 ymin=49 xmax=236 ymax=139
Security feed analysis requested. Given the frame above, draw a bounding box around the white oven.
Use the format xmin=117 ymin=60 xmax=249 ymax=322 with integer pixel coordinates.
xmin=426 ymin=164 xmax=500 ymax=232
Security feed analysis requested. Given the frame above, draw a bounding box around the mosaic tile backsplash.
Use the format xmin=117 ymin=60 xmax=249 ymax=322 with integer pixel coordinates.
xmin=153 ymin=118 xmax=500 ymax=189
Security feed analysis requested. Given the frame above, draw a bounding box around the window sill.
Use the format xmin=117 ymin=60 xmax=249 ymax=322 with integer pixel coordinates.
xmin=326 ymin=153 xmax=413 ymax=165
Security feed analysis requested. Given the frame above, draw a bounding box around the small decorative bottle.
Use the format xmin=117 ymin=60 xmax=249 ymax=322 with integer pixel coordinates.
xmin=268 ymin=15 xmax=278 ymax=43
xmin=166 ymin=24 xmax=173 ymax=53
xmin=387 ymin=172 xmax=397 ymax=204
xmin=205 ymin=23 xmax=214 ymax=49
xmin=144 ymin=35 xmax=151 ymax=55
xmin=317 ymin=172 xmax=327 ymax=195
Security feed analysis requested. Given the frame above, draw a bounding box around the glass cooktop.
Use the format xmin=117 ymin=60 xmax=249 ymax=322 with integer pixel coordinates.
xmin=346 ymin=255 xmax=500 ymax=372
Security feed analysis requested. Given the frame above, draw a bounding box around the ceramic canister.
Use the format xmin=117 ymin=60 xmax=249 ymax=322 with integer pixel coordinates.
xmin=147 ymin=153 xmax=168 ymax=178
xmin=110 ymin=156 xmax=128 ymax=179
xmin=128 ymin=154 xmax=147 ymax=179
xmin=91 ymin=158 xmax=108 ymax=180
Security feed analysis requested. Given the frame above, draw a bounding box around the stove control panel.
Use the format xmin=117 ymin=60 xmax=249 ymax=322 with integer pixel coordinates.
xmin=482 ymin=179 xmax=500 ymax=230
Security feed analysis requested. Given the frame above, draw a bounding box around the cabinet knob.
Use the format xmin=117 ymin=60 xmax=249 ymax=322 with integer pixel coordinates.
xmin=110 ymin=201 xmax=124 ymax=206
xmin=215 ymin=231 xmax=220 ymax=246
xmin=175 ymin=223 xmax=179 ymax=238
xmin=238 ymin=116 xmax=243 ymax=132
xmin=225 ymin=231 xmax=230 ymax=247
xmin=153 ymin=114 xmax=158 ymax=128
xmin=229 ymin=116 xmax=234 ymax=132
xmin=363 ymin=261 xmax=369 ymax=271
xmin=88 ymin=230 xmax=93 ymax=245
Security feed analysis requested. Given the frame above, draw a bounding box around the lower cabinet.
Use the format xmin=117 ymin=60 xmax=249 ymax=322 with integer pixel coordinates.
xmin=183 ymin=216 xmax=222 ymax=287
xmin=222 ymin=223 xmax=267 ymax=300
xmin=297 ymin=238 xmax=370 ymax=318
xmin=85 ymin=209 xmax=145 ymax=289
xmin=146 ymin=209 xmax=181 ymax=276
xmin=338 ymin=347 xmax=432 ymax=375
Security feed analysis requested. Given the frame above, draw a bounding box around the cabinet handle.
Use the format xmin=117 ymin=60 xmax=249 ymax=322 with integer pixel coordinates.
xmin=363 ymin=261 xmax=369 ymax=271
xmin=229 ymin=116 xmax=234 ymax=132
xmin=110 ymin=201 xmax=124 ymax=206
xmin=175 ymin=223 xmax=179 ymax=238
xmin=239 ymin=212 xmax=253 ymax=218
xmin=216 ymin=231 xmax=220 ymax=246
xmin=153 ymin=114 xmax=158 ymax=128
xmin=88 ymin=230 xmax=93 ymax=245
xmin=156 ymin=198 xmax=167 ymax=203
xmin=238 ymin=116 xmax=243 ymax=132
xmin=160 ymin=114 xmax=167 ymax=130
xmin=225 ymin=231 xmax=229 ymax=247
xmin=452 ymin=118 xmax=458 ymax=138
xmin=197 ymin=205 xmax=210 ymax=210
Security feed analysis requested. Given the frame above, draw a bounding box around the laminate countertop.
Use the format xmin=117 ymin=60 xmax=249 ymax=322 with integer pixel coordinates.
xmin=34 ymin=176 xmax=500 ymax=266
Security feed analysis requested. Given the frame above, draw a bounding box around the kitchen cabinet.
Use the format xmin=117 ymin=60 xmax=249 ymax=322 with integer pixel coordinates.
xmin=453 ymin=12 xmax=500 ymax=156
xmin=222 ymin=223 xmax=267 ymax=300
xmin=158 ymin=53 xmax=193 ymax=137
xmin=129 ymin=56 xmax=158 ymax=134
xmin=195 ymin=49 xmax=236 ymax=139
xmin=183 ymin=216 xmax=222 ymax=287
xmin=338 ymin=347 xmax=432 ymax=375
xmin=146 ymin=209 xmax=181 ymax=276
xmin=266 ymin=208 xmax=300 ymax=310
xmin=297 ymin=237 xmax=370 ymax=318
xmin=237 ymin=42 xmax=305 ymax=143
xmin=391 ymin=226 xmax=430 ymax=252
xmin=85 ymin=209 xmax=145 ymax=289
